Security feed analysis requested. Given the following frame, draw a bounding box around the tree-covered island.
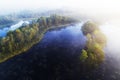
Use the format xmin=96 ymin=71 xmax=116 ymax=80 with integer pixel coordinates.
xmin=80 ymin=21 xmax=106 ymax=69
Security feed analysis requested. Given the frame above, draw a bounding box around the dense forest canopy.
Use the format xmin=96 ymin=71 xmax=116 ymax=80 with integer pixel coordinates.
xmin=0 ymin=14 xmax=77 ymax=63
xmin=80 ymin=21 xmax=106 ymax=69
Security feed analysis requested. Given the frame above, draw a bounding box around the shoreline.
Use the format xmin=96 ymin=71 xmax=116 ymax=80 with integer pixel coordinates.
xmin=0 ymin=22 xmax=77 ymax=63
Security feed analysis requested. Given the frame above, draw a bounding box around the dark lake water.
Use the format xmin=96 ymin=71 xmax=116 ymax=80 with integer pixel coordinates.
xmin=0 ymin=23 xmax=87 ymax=80
xmin=0 ymin=22 xmax=120 ymax=80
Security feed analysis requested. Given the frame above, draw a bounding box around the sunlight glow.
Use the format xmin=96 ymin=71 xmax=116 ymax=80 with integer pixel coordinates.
xmin=100 ymin=22 xmax=120 ymax=57
xmin=0 ymin=0 xmax=120 ymax=17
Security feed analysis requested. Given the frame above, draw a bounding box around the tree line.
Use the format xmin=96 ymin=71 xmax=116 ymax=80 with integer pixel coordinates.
xmin=80 ymin=21 xmax=106 ymax=69
xmin=0 ymin=14 xmax=77 ymax=62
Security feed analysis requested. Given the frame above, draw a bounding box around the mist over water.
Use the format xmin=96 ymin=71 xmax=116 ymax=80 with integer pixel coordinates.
xmin=0 ymin=20 xmax=29 ymax=37
xmin=100 ymin=21 xmax=120 ymax=57
xmin=99 ymin=20 xmax=120 ymax=74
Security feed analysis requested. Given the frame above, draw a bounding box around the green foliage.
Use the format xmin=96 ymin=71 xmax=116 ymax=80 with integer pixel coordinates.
xmin=80 ymin=21 xmax=106 ymax=68
xmin=80 ymin=49 xmax=88 ymax=62
xmin=93 ymin=30 xmax=107 ymax=46
xmin=0 ymin=15 xmax=76 ymax=63
xmin=81 ymin=21 xmax=99 ymax=35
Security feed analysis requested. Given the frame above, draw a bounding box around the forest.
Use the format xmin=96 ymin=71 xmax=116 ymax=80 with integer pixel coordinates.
xmin=80 ymin=21 xmax=106 ymax=69
xmin=0 ymin=15 xmax=77 ymax=63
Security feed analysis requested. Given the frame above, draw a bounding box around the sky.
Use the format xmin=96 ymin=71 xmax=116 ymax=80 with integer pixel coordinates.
xmin=0 ymin=0 xmax=120 ymax=14
xmin=0 ymin=0 xmax=120 ymax=22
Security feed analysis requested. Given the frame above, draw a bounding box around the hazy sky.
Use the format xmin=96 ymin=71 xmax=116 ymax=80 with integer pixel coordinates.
xmin=0 ymin=0 xmax=120 ymax=22
xmin=0 ymin=0 xmax=120 ymax=14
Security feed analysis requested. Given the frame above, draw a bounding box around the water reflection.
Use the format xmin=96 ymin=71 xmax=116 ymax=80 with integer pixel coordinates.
xmin=0 ymin=22 xmax=120 ymax=80
xmin=41 ymin=22 xmax=86 ymax=49
xmin=0 ymin=23 xmax=87 ymax=80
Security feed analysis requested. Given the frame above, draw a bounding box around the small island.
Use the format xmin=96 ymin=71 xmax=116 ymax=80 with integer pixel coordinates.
xmin=80 ymin=21 xmax=106 ymax=69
